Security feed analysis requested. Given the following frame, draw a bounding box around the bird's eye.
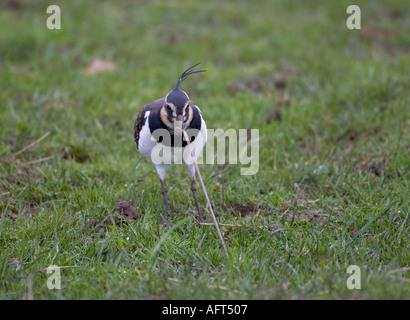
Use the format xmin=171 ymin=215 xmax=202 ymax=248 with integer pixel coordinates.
xmin=165 ymin=104 xmax=171 ymax=110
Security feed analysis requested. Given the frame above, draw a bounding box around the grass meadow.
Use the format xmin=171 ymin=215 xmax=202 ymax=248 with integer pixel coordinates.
xmin=0 ymin=0 xmax=409 ymax=299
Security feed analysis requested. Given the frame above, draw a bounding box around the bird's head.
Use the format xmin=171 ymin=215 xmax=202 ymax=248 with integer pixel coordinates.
xmin=161 ymin=63 xmax=205 ymax=131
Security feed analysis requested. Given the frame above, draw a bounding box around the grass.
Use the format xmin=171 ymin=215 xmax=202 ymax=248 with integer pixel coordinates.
xmin=0 ymin=0 xmax=409 ymax=299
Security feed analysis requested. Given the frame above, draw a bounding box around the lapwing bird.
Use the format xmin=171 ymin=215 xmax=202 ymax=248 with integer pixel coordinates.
xmin=134 ymin=63 xmax=207 ymax=226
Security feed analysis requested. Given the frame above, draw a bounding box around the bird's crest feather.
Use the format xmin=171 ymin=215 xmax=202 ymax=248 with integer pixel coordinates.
xmin=174 ymin=63 xmax=206 ymax=90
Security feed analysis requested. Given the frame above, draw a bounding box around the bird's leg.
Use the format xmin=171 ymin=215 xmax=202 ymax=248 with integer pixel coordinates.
xmin=160 ymin=179 xmax=170 ymax=227
xmin=191 ymin=180 xmax=205 ymax=223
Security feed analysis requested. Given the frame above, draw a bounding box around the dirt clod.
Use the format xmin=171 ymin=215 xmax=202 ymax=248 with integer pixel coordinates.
xmin=115 ymin=200 xmax=138 ymax=221
xmin=266 ymin=109 xmax=282 ymax=124
xmin=270 ymin=223 xmax=282 ymax=231
xmin=286 ymin=208 xmax=327 ymax=225
xmin=278 ymin=202 xmax=292 ymax=213
xmin=273 ymin=73 xmax=287 ymax=89
xmin=227 ymin=201 xmax=257 ymax=217
xmin=83 ymin=201 xmax=138 ymax=234
xmin=62 ymin=149 xmax=91 ymax=163
xmin=228 ymin=77 xmax=266 ymax=94
xmin=357 ymin=160 xmax=386 ymax=176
